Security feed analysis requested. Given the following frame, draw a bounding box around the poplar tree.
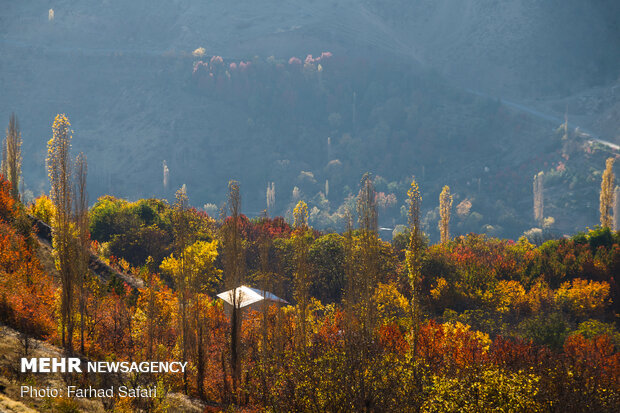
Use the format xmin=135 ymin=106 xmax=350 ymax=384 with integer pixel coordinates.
xmin=1 ymin=113 xmax=22 ymax=200
xmin=266 ymin=182 xmax=275 ymax=214
xmin=172 ymin=185 xmax=191 ymax=393
xmin=406 ymin=178 xmax=423 ymax=347
xmin=342 ymin=205 xmax=359 ymax=410
xmin=343 ymin=207 xmax=355 ymax=317
xmin=74 ymin=153 xmax=89 ymax=354
xmin=356 ymin=173 xmax=379 ymax=333
xmin=342 ymin=173 xmax=380 ymax=410
xmin=163 ymin=160 xmax=169 ymax=190
xmin=293 ymin=200 xmax=311 ymax=349
xmin=257 ymin=210 xmax=273 ymax=405
xmin=533 ymin=171 xmax=544 ymax=225
xmin=161 ymin=192 xmax=221 ymax=398
xmin=439 ymin=185 xmax=452 ymax=243
xmin=614 ymin=186 xmax=620 ymax=231
xmin=600 ymin=157 xmax=615 ymax=228
xmin=221 ymin=180 xmax=244 ymax=400
xmin=47 ymin=114 xmax=75 ymax=352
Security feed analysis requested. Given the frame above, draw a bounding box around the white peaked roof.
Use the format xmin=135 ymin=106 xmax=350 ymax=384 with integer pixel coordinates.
xmin=216 ymin=285 xmax=287 ymax=308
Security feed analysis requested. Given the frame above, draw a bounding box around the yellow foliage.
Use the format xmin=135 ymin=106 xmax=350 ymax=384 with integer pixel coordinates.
xmin=525 ymin=279 xmax=554 ymax=314
xmin=555 ymin=278 xmax=610 ymax=317
xmin=406 ymin=178 xmax=423 ymax=291
xmin=293 ymin=200 xmax=308 ymax=229
xmin=306 ymin=297 xmax=337 ymax=333
xmin=441 ymin=321 xmax=492 ymax=353
xmin=373 ymin=282 xmax=409 ymax=323
xmin=600 ymin=157 xmax=615 ymax=228
xmin=430 ymin=277 xmax=448 ymax=301
xmin=422 ymin=368 xmax=543 ymax=412
xmin=438 ymin=185 xmax=453 ymax=243
xmin=28 ymin=195 xmax=55 ymax=224
xmin=160 ymin=240 xmax=221 ymax=292
xmin=186 ymin=239 xmax=219 ymax=270
xmin=118 ymin=257 xmax=131 ymax=272
xmin=493 ymin=280 xmax=526 ymax=314
xmin=192 ymin=47 xmax=206 ymax=57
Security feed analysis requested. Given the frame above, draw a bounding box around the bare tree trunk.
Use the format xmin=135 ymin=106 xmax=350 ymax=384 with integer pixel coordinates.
xmin=196 ymin=316 xmax=205 ymax=399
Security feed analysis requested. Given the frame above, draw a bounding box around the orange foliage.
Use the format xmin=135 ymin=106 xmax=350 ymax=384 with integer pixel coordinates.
xmin=564 ymin=334 xmax=620 ymax=388
xmin=417 ymin=320 xmax=490 ymax=372
xmin=0 ymin=221 xmax=56 ymax=339
xmin=0 ymin=175 xmax=16 ymax=222
xmin=377 ymin=323 xmax=408 ymax=354
xmin=489 ymin=336 xmax=549 ymax=368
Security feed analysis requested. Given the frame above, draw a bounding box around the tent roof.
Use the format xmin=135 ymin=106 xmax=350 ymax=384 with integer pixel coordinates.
xmin=216 ymin=285 xmax=287 ymax=308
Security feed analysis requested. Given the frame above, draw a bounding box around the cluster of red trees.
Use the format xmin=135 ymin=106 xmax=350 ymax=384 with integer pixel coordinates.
xmin=191 ymin=51 xmax=333 ymax=108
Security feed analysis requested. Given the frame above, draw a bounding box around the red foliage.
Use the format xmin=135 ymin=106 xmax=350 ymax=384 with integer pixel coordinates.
xmin=564 ymin=334 xmax=620 ymax=388
xmin=377 ymin=323 xmax=408 ymax=354
xmin=490 ymin=336 xmax=550 ymax=368
xmin=224 ymin=214 xmax=292 ymax=242
xmin=87 ymin=286 xmax=135 ymax=359
xmin=0 ymin=175 xmax=16 ymax=222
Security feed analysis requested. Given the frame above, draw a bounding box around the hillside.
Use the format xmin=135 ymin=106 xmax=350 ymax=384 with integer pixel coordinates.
xmin=367 ymin=0 xmax=620 ymax=95
xmin=1 ymin=0 xmax=619 ymax=240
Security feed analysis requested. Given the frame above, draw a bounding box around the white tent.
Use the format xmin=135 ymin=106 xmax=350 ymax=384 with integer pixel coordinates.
xmin=216 ymin=285 xmax=287 ymax=310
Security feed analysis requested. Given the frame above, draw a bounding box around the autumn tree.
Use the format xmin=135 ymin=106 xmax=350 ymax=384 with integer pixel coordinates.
xmin=342 ymin=205 xmax=360 ymax=409
xmin=74 ymin=153 xmax=89 ymax=353
xmin=190 ymin=238 xmax=221 ymax=399
xmin=406 ymin=178 xmax=424 ymax=348
xmin=356 ymin=173 xmax=379 ymax=333
xmin=439 ymin=185 xmax=452 ymax=243
xmin=600 ymin=157 xmax=615 ymax=228
xmin=163 ymin=160 xmax=169 ymax=190
xmin=533 ymin=171 xmax=544 ymax=225
xmin=266 ymin=182 xmax=275 ymax=215
xmin=160 ymin=234 xmax=221 ymax=397
xmin=293 ymin=200 xmax=311 ymax=349
xmin=256 ymin=211 xmax=274 ymax=405
xmin=1 ymin=113 xmax=22 ymax=200
xmin=170 ymin=185 xmax=191 ymax=393
xmin=342 ymin=173 xmax=381 ymax=410
xmin=614 ymin=186 xmax=619 ymax=231
xmin=342 ymin=205 xmax=355 ymax=316
xmin=221 ymin=180 xmax=244 ymax=400
xmin=47 ymin=114 xmax=76 ymax=352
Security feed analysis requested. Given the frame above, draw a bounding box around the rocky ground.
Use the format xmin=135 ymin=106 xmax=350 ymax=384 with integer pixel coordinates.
xmin=0 ymin=324 xmax=206 ymax=412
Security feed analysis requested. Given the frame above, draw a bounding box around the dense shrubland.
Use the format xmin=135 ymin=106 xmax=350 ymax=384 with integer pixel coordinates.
xmin=2 ymin=170 xmax=619 ymax=411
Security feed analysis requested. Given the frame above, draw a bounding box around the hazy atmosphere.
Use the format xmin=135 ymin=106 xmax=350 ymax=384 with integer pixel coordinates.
xmin=2 ymin=0 xmax=619 ymax=239
xmin=1 ymin=2 xmax=619 ymax=412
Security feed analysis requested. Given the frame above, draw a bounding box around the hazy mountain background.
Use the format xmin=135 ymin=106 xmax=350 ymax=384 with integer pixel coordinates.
xmin=1 ymin=0 xmax=619 ymax=241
